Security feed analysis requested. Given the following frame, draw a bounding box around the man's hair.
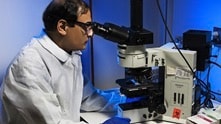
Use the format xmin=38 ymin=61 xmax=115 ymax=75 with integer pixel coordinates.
xmin=43 ymin=0 xmax=89 ymax=31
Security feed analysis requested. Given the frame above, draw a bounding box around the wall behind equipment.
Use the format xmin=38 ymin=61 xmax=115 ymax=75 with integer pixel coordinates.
xmin=172 ymin=0 xmax=221 ymax=101
xmin=0 ymin=0 xmax=172 ymax=90
xmin=0 ymin=0 xmax=50 ymax=85
xmin=0 ymin=0 xmax=92 ymax=86
xmin=91 ymin=0 xmax=171 ymax=89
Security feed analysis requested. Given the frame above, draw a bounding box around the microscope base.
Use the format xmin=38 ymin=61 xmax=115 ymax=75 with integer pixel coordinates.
xmin=117 ymin=102 xmax=162 ymax=123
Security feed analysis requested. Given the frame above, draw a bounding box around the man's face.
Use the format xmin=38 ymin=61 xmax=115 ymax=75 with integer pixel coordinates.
xmin=63 ymin=10 xmax=92 ymax=52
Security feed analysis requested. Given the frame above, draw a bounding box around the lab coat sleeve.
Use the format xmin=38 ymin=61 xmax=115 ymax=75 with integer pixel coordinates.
xmin=1 ymin=54 xmax=86 ymax=124
xmin=81 ymin=75 xmax=126 ymax=112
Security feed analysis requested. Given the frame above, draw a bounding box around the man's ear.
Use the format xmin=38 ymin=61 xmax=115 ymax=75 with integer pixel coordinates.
xmin=57 ymin=19 xmax=68 ymax=35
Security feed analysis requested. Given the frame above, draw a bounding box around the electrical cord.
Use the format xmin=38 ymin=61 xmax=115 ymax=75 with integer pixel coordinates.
xmin=156 ymin=0 xmax=215 ymax=111
xmin=208 ymin=60 xmax=221 ymax=68
xmin=210 ymin=55 xmax=218 ymax=58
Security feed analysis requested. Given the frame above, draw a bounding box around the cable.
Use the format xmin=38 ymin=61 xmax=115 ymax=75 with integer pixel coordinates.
xmin=164 ymin=0 xmax=168 ymax=44
xmin=156 ymin=0 xmax=195 ymax=75
xmin=208 ymin=60 xmax=221 ymax=68
xmin=155 ymin=0 xmax=215 ymax=110
xmin=210 ymin=55 xmax=218 ymax=58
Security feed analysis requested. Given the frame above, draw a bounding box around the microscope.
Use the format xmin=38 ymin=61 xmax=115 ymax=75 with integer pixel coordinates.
xmin=91 ymin=0 xmax=197 ymax=123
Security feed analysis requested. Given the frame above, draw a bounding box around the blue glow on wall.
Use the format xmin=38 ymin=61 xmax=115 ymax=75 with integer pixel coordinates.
xmin=91 ymin=0 xmax=169 ymax=89
xmin=91 ymin=0 xmax=130 ymax=89
xmin=0 ymin=0 xmax=51 ymax=84
xmin=172 ymin=0 xmax=221 ymax=101
xmin=0 ymin=0 xmax=167 ymax=89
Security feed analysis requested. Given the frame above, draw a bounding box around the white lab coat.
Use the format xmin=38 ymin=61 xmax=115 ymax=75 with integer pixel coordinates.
xmin=0 ymin=30 xmax=125 ymax=124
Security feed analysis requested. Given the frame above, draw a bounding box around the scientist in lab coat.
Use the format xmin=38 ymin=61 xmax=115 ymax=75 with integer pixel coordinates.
xmin=0 ymin=0 xmax=130 ymax=123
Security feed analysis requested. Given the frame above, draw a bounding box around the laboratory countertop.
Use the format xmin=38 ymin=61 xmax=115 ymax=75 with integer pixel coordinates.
xmin=80 ymin=112 xmax=186 ymax=124
xmin=80 ymin=100 xmax=221 ymax=124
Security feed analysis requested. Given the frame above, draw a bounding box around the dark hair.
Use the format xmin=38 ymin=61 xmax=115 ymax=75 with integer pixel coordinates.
xmin=43 ymin=0 xmax=89 ymax=31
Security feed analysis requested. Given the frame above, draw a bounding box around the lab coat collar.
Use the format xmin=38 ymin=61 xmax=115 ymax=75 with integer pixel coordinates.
xmin=37 ymin=29 xmax=82 ymax=63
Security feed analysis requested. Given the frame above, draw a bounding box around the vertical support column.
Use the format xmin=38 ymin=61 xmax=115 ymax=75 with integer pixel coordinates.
xmin=130 ymin=0 xmax=143 ymax=31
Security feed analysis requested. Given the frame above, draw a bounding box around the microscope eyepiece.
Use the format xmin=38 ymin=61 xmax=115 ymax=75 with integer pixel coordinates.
xmin=91 ymin=22 xmax=129 ymax=44
xmin=91 ymin=22 xmax=153 ymax=45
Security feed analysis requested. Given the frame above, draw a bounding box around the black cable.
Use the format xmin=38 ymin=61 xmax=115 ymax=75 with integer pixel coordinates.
xmin=156 ymin=0 xmax=215 ymax=110
xmin=207 ymin=49 xmax=221 ymax=100
xmin=204 ymin=60 xmax=221 ymax=105
xmin=164 ymin=0 xmax=168 ymax=44
xmin=198 ymin=75 xmax=221 ymax=97
xmin=156 ymin=0 xmax=195 ymax=75
xmin=210 ymin=55 xmax=218 ymax=58
xmin=208 ymin=60 xmax=221 ymax=68
xmin=205 ymin=64 xmax=213 ymax=108
xmin=201 ymin=55 xmax=221 ymax=106
xmin=211 ymin=89 xmax=221 ymax=96
xmin=207 ymin=62 xmax=211 ymax=84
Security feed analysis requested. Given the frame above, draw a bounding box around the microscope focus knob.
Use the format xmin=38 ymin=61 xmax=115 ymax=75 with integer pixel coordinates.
xmin=155 ymin=104 xmax=166 ymax=114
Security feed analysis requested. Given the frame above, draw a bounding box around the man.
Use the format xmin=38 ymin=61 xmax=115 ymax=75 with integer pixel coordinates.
xmin=0 ymin=0 xmax=130 ymax=123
